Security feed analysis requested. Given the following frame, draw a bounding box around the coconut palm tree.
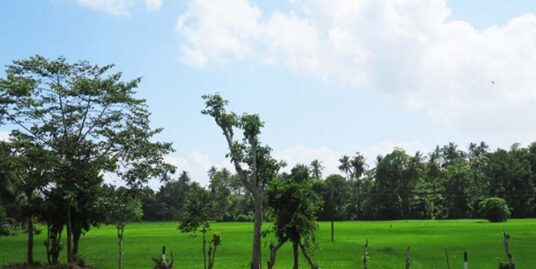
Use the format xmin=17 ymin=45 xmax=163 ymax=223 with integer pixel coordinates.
xmin=309 ymin=160 xmax=324 ymax=180
xmin=338 ymin=155 xmax=351 ymax=179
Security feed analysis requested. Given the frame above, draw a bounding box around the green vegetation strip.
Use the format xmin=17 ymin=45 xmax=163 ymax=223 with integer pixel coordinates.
xmin=1 ymin=220 xmax=534 ymax=269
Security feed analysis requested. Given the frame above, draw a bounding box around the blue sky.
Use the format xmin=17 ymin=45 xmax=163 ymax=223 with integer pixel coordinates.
xmin=1 ymin=0 xmax=536 ymax=186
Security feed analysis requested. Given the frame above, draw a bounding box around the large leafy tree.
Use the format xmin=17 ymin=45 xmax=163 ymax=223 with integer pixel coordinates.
xmin=202 ymin=94 xmax=283 ymax=269
xmin=156 ymin=171 xmax=192 ymax=220
xmin=370 ymin=149 xmax=421 ymax=219
xmin=267 ymin=165 xmax=321 ymax=269
xmin=208 ymin=167 xmax=233 ymax=221
xmin=6 ymin=134 xmax=54 ymax=264
xmin=486 ymin=145 xmax=535 ymax=217
xmin=0 ymin=56 xmax=174 ymax=262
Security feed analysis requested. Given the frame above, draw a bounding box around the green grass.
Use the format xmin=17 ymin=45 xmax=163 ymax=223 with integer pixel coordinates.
xmin=1 ymin=219 xmax=535 ymax=268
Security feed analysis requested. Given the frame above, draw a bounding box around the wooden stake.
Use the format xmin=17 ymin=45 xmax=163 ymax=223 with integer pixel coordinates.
xmin=444 ymin=248 xmax=450 ymax=269
xmin=405 ymin=247 xmax=411 ymax=269
xmin=463 ymin=251 xmax=468 ymax=269
xmin=363 ymin=240 xmax=369 ymax=269
xmin=503 ymin=232 xmax=515 ymax=268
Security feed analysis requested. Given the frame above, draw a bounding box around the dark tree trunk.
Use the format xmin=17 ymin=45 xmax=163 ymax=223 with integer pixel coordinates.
xmin=292 ymin=241 xmax=299 ymax=269
xmin=46 ymin=222 xmax=63 ymax=265
xmin=118 ymin=225 xmax=124 ymax=269
xmin=66 ymin=203 xmax=73 ymax=263
xmin=45 ymin=221 xmax=51 ymax=265
xmin=27 ymin=216 xmax=34 ymax=264
xmin=330 ymin=186 xmax=334 ymax=242
xmin=203 ymin=229 xmax=207 ymax=269
xmin=267 ymin=238 xmax=287 ymax=269
xmin=251 ymin=193 xmax=263 ymax=269
xmin=72 ymin=224 xmax=82 ymax=260
xmin=299 ymin=242 xmax=319 ymax=269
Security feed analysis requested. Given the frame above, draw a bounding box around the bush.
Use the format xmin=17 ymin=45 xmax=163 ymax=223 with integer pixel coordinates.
xmin=479 ymin=197 xmax=511 ymax=222
xmin=235 ymin=214 xmax=252 ymax=222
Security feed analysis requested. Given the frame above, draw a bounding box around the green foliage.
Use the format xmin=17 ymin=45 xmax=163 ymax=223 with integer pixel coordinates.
xmin=2 ymin=220 xmax=535 ymax=268
xmin=0 ymin=55 xmax=174 ymax=262
xmin=479 ymin=197 xmax=511 ymax=222
xmin=102 ymin=187 xmax=143 ymax=228
xmin=179 ymin=183 xmax=213 ymax=234
xmin=267 ymin=168 xmax=322 ymax=246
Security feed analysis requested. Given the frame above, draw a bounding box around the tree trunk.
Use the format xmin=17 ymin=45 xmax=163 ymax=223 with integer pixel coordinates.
xmin=292 ymin=241 xmax=299 ymax=269
xmin=66 ymin=203 xmax=73 ymax=263
xmin=73 ymin=224 xmax=82 ymax=261
xmin=251 ymin=193 xmax=263 ymax=269
xmin=267 ymin=239 xmax=287 ymax=269
xmin=118 ymin=225 xmax=124 ymax=269
xmin=203 ymin=229 xmax=207 ymax=269
xmin=330 ymin=186 xmax=334 ymax=242
xmin=299 ymin=242 xmax=319 ymax=269
xmin=27 ymin=216 xmax=34 ymax=264
xmin=45 ymin=222 xmax=51 ymax=265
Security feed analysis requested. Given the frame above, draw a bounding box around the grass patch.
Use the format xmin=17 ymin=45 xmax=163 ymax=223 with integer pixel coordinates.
xmin=1 ymin=219 xmax=535 ymax=268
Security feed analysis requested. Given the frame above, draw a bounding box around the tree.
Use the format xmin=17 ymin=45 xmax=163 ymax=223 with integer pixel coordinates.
xmin=349 ymin=152 xmax=367 ymax=219
xmin=102 ymin=186 xmax=143 ymax=269
xmin=179 ymin=184 xmax=220 ymax=269
xmin=267 ymin=165 xmax=321 ymax=269
xmin=485 ymin=146 xmax=535 ymax=217
xmin=202 ymin=94 xmax=283 ymax=269
xmin=370 ymin=149 xmax=421 ymax=219
xmin=479 ymin=197 xmax=510 ymax=222
xmin=208 ymin=167 xmax=233 ymax=221
xmin=338 ymin=155 xmax=352 ymax=179
xmin=0 ymin=56 xmax=174 ymax=262
xmin=310 ymin=160 xmax=324 ymax=180
xmin=0 ymin=135 xmax=54 ymax=264
xmin=156 ymin=171 xmax=192 ymax=220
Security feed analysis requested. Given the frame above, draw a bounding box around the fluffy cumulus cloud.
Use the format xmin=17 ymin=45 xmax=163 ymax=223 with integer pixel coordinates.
xmin=177 ymin=0 xmax=536 ymax=138
xmin=76 ymin=0 xmax=162 ymax=16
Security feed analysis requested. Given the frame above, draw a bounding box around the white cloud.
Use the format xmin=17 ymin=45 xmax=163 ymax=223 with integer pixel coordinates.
xmin=0 ymin=131 xmax=9 ymax=141
xmin=145 ymin=0 xmax=162 ymax=11
xmin=76 ymin=0 xmax=162 ymax=16
xmin=146 ymin=140 xmax=427 ymax=188
xmin=177 ymin=0 xmax=261 ymax=66
xmin=361 ymin=140 xmax=428 ymax=165
xmin=176 ymin=0 xmax=536 ymax=138
xmin=274 ymin=144 xmax=342 ymax=176
xmin=164 ymin=151 xmax=232 ymax=187
xmin=274 ymin=140 xmax=428 ymax=177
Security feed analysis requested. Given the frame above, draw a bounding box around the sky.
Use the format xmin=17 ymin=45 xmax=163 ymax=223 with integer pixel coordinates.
xmin=1 ymin=0 xmax=536 ymax=187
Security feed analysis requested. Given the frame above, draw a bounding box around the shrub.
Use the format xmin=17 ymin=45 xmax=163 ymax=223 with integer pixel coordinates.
xmin=479 ymin=197 xmax=511 ymax=222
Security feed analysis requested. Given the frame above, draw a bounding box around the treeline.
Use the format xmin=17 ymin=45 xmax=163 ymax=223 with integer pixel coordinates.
xmin=145 ymin=142 xmax=536 ymax=222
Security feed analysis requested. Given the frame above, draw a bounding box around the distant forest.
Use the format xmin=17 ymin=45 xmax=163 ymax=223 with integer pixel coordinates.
xmin=142 ymin=142 xmax=536 ymax=221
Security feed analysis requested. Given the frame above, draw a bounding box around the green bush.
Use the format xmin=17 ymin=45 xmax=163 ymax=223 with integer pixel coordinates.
xmin=479 ymin=197 xmax=511 ymax=222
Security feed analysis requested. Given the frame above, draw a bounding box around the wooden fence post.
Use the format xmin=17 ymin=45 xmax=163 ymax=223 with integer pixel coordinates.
xmin=405 ymin=247 xmax=411 ymax=269
xmin=444 ymin=248 xmax=450 ymax=269
xmin=362 ymin=240 xmax=369 ymax=269
xmin=503 ymin=232 xmax=515 ymax=269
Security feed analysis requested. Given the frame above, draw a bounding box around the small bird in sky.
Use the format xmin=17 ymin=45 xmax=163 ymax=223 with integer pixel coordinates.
xmin=491 ymin=81 xmax=495 ymax=85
